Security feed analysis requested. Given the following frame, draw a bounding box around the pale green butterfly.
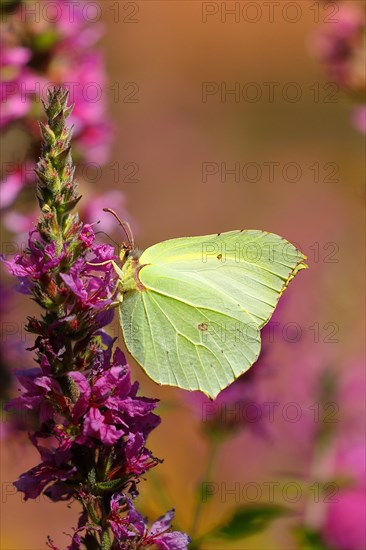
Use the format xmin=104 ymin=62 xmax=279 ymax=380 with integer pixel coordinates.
xmin=102 ymin=209 xmax=307 ymax=399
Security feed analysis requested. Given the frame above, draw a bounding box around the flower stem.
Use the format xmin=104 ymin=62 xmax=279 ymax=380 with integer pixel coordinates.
xmin=191 ymin=440 xmax=220 ymax=541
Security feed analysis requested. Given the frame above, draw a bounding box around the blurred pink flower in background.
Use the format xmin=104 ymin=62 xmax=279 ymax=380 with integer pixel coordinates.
xmin=187 ymin=365 xmax=269 ymax=441
xmin=0 ymin=0 xmax=113 ymax=209
xmin=323 ymin=439 xmax=366 ymax=550
xmin=320 ymin=360 xmax=366 ymax=550
xmin=0 ymin=44 xmax=32 ymax=127
xmin=83 ymin=189 xmax=131 ymax=235
xmin=352 ymin=104 xmax=366 ymax=133
xmin=2 ymin=189 xmax=129 ymax=246
xmin=296 ymin=358 xmax=366 ymax=550
xmin=186 ymin=322 xmax=275 ymax=441
xmin=55 ymin=51 xmax=112 ymax=164
xmin=309 ymin=1 xmax=366 ymax=133
xmin=0 ymin=169 xmax=25 ymax=209
xmin=310 ymin=3 xmax=365 ymax=87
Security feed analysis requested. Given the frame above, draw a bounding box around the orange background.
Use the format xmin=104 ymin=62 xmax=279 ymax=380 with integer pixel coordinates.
xmin=1 ymin=1 xmax=365 ymax=549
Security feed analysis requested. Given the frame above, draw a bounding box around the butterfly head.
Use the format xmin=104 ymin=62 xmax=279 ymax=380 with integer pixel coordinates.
xmin=120 ymin=244 xmax=142 ymax=263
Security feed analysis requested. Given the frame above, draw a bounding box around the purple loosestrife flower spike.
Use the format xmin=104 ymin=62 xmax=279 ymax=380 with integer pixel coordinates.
xmin=36 ymin=88 xmax=81 ymax=240
xmin=3 ymin=88 xmax=190 ymax=549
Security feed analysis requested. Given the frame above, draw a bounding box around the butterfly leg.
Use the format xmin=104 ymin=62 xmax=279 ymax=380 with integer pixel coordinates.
xmin=87 ymin=260 xmax=112 ymax=267
xmin=87 ymin=259 xmax=125 ymax=306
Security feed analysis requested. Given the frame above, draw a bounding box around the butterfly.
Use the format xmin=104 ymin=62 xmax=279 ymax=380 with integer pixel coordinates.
xmin=103 ymin=209 xmax=307 ymax=399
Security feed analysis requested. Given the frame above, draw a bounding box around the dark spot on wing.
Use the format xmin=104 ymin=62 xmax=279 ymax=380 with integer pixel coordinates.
xmin=217 ymin=253 xmax=222 ymax=260
xmin=198 ymin=323 xmax=208 ymax=331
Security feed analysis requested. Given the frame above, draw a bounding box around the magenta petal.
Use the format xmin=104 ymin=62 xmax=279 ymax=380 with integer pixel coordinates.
xmin=83 ymin=407 xmax=123 ymax=445
xmin=68 ymin=372 xmax=91 ymax=419
xmin=153 ymin=532 xmax=191 ymax=550
xmin=0 ymin=171 xmax=25 ymax=209
xmin=149 ymin=509 xmax=175 ymax=535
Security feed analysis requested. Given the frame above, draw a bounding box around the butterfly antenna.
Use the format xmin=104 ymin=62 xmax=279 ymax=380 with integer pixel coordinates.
xmin=94 ymin=231 xmax=122 ymax=251
xmin=102 ymin=208 xmax=134 ymax=249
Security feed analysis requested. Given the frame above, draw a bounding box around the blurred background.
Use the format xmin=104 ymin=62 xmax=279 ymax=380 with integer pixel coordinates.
xmin=1 ymin=1 xmax=365 ymax=549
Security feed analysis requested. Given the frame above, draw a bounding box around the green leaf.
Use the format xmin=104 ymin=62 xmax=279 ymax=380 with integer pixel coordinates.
xmin=33 ymin=30 xmax=59 ymax=52
xmin=294 ymin=527 xmax=334 ymax=550
xmin=0 ymin=0 xmax=21 ymax=15
xmin=94 ymin=479 xmax=124 ymax=493
xmin=208 ymin=504 xmax=292 ymax=540
xmin=58 ymin=195 xmax=82 ymax=215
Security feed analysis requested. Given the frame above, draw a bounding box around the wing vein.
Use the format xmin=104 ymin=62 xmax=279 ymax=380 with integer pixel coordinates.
xmin=147 ymin=292 xmax=192 ymax=388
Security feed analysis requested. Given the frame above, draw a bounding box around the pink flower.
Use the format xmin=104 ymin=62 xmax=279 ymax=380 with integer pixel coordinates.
xmin=109 ymin=495 xmax=191 ymax=549
xmin=14 ymin=435 xmax=76 ymax=501
xmin=352 ymin=105 xmax=366 ymax=133
xmin=0 ymin=46 xmax=31 ymax=67
xmin=323 ymin=440 xmax=366 ymax=550
xmin=83 ymin=406 xmax=124 ymax=445
xmin=310 ymin=3 xmax=365 ymax=86
xmin=0 ymin=43 xmax=33 ymax=127
xmin=0 ymin=170 xmax=25 ymax=209
xmin=309 ymin=2 xmax=365 ymax=133
xmin=79 ymin=224 xmax=95 ymax=247
xmin=186 ymin=322 xmax=274 ymax=440
xmin=0 ymin=0 xmax=114 ymax=207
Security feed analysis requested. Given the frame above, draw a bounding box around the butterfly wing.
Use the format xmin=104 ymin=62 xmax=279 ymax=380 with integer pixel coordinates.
xmin=120 ymin=230 xmax=307 ymax=398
